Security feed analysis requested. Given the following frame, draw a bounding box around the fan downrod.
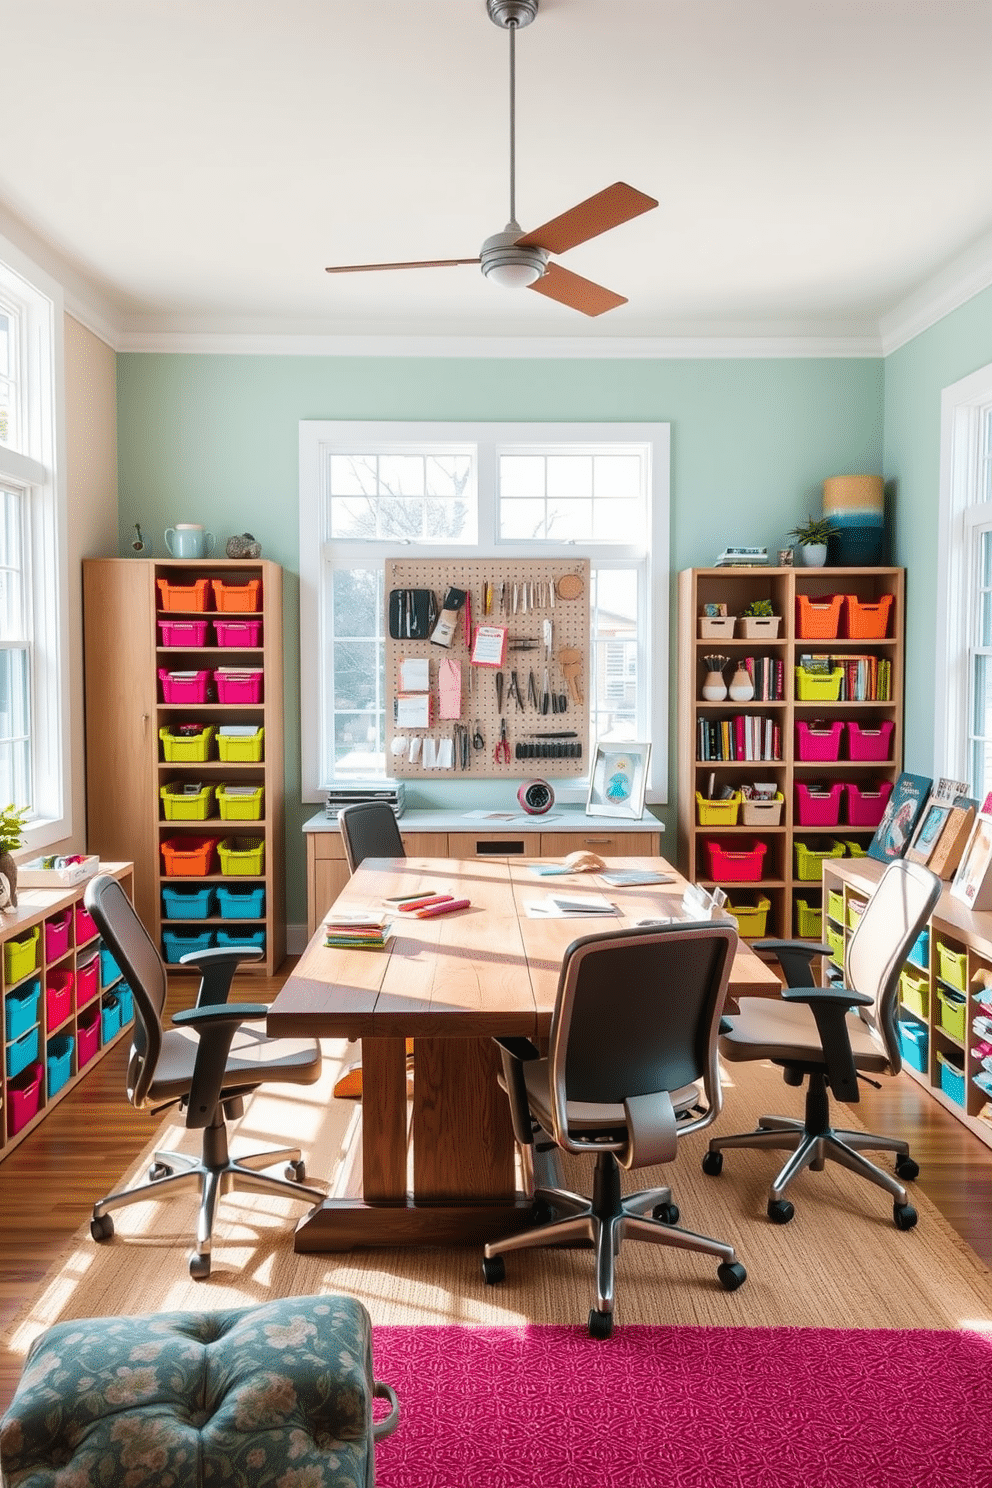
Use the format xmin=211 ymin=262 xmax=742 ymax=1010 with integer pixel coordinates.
xmin=487 ymin=0 xmax=538 ymax=29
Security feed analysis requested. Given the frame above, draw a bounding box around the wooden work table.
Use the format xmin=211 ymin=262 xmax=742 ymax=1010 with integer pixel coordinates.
xmin=268 ymin=855 xmax=779 ymax=1251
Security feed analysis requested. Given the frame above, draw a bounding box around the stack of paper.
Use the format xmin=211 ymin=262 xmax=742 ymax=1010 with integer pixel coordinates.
xmin=526 ymin=895 xmax=620 ymax=919
xmin=324 ymin=912 xmax=393 ymax=950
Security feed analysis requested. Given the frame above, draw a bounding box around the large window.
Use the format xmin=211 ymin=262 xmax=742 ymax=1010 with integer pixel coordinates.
xmin=0 ymin=239 xmax=68 ymax=846
xmin=300 ymin=420 xmax=669 ymax=801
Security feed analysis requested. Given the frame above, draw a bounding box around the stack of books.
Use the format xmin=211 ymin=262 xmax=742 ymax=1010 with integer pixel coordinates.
xmin=715 ymin=546 xmax=769 ymax=567
xmin=323 ymin=912 xmax=393 ymax=950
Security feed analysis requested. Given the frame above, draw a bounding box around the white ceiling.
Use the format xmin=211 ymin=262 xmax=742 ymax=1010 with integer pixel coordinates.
xmin=5 ymin=0 xmax=992 ymax=347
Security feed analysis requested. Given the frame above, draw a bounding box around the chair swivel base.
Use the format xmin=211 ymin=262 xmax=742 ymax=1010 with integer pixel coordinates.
xmin=705 ymin=1110 xmax=919 ymax=1229
xmin=90 ymin=1135 xmax=325 ymax=1279
xmin=483 ymin=1153 xmax=746 ymax=1339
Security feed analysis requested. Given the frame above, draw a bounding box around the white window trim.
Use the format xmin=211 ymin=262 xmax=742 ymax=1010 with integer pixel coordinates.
xmin=300 ymin=419 xmax=670 ymax=805
xmin=0 ymin=232 xmax=70 ymax=851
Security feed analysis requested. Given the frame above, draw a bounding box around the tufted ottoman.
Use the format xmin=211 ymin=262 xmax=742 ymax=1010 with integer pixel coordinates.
xmin=0 ymin=1295 xmax=398 ymax=1488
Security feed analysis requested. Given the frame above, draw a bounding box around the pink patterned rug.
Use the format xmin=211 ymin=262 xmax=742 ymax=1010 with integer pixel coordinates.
xmin=372 ymin=1325 xmax=992 ymax=1488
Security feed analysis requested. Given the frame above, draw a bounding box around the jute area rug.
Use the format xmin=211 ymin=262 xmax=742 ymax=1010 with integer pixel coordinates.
xmin=5 ymin=1041 xmax=992 ymax=1379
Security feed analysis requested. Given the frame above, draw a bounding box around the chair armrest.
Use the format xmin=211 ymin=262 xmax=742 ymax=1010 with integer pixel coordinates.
xmin=779 ymin=984 xmax=871 ymax=1103
xmin=171 ymin=1003 xmax=269 ymax=1129
xmin=753 ymin=938 xmax=832 ymax=989
xmin=491 ymin=1037 xmax=541 ymax=1147
xmin=178 ymin=945 xmax=264 ymax=1008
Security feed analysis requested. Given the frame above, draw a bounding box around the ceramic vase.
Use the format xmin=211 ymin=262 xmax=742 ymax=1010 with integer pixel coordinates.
xmin=701 ymin=667 xmax=728 ymax=702
xmin=728 ymin=664 xmax=754 ymax=702
xmin=800 ymin=542 xmax=828 ymax=568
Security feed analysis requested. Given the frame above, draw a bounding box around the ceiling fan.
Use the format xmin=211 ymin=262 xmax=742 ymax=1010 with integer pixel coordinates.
xmin=324 ymin=0 xmax=658 ymax=316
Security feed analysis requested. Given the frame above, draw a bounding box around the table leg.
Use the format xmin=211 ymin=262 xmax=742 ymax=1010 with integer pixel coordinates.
xmin=412 ymin=1036 xmax=516 ymax=1200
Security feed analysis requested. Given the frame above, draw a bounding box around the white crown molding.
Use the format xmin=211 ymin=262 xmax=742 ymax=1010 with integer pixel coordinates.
xmin=879 ymin=227 xmax=992 ymax=356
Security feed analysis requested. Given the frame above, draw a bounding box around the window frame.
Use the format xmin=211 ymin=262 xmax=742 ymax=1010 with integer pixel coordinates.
xmin=299 ymin=419 xmax=670 ymax=805
xmin=0 ymin=233 xmax=70 ymax=850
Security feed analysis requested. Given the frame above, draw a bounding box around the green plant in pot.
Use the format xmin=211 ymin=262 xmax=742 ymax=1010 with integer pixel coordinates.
xmin=0 ymin=804 xmax=30 ymax=908
xmin=788 ymin=516 xmax=836 ymax=568
xmin=742 ymin=599 xmax=775 ymax=618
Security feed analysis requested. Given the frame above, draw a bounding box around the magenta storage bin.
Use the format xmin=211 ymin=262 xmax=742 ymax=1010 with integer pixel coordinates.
xmin=214 ymin=619 xmax=263 ymax=647
xmin=75 ymin=902 xmax=98 ymax=945
xmin=77 ymin=1007 xmax=100 ymax=1068
xmin=213 ymin=669 xmax=263 ymax=704
xmin=158 ymin=668 xmax=211 ymax=704
xmin=795 ymin=721 xmax=844 ymax=762
xmin=846 ymin=721 xmax=894 ymax=761
xmin=76 ymin=953 xmax=100 ymax=1008
xmin=43 ymin=910 xmax=73 ymax=963
xmin=7 ymin=1064 xmax=42 ymax=1136
xmin=844 ymin=780 xmax=894 ymax=827
xmin=703 ymin=838 xmax=768 ymax=882
xmin=795 ymin=782 xmax=844 ymax=826
xmin=46 ymin=970 xmax=75 ymax=1027
xmin=158 ymin=618 xmax=209 ymax=647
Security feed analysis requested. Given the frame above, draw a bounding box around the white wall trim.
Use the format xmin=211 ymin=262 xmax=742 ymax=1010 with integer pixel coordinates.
xmin=880 ymin=227 xmax=992 ymax=356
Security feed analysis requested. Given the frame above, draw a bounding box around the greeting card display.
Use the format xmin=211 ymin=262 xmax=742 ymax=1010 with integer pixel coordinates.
xmin=866 ymin=772 xmax=932 ymax=862
xmin=951 ymin=792 xmax=992 ymax=910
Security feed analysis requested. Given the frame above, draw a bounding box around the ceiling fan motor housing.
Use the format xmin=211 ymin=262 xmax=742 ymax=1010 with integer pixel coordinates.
xmin=480 ymin=226 xmax=548 ymax=287
xmin=487 ymin=0 xmax=538 ymax=28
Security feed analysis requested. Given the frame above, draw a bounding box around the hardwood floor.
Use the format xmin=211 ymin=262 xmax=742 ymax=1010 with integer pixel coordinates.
xmin=2 ymin=960 xmax=991 ymax=1408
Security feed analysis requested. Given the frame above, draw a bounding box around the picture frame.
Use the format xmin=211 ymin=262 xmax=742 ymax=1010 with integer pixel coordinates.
xmin=586 ymin=743 xmax=651 ymax=819
xmin=950 ymin=792 xmax=992 ymax=910
xmin=904 ymin=801 xmax=951 ymax=866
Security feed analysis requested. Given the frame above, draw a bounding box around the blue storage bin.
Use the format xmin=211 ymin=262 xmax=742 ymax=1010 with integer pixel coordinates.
xmin=215 ymin=885 xmax=266 ymax=919
xmin=897 ymin=1019 xmax=928 ymax=1074
xmin=101 ymin=994 xmax=121 ymax=1044
xmin=7 ymin=1023 xmax=40 ymax=1079
xmin=117 ymin=984 xmax=134 ymax=1025
xmin=161 ymin=885 xmax=216 ymax=921
xmin=5 ymin=979 xmax=41 ymax=1041
xmin=161 ymin=928 xmax=215 ymax=964
xmin=938 ymin=1051 xmax=966 ymax=1107
xmin=216 ymin=929 xmax=266 ymax=952
xmin=46 ymin=1033 xmax=74 ymax=1097
xmin=907 ymin=927 xmax=929 ymax=970
xmin=99 ymin=944 xmax=123 ymax=988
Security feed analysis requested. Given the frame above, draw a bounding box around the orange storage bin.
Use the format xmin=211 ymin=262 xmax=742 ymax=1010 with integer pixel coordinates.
xmin=796 ymin=593 xmax=844 ymax=640
xmin=156 ymin=577 xmax=212 ymax=612
xmin=161 ymin=836 xmax=219 ymax=877
xmin=843 ymin=592 xmax=893 ymax=639
xmin=211 ymin=578 xmax=261 ymax=613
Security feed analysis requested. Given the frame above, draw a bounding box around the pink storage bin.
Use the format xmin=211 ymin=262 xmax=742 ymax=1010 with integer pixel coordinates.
xmin=214 ymin=669 xmax=264 ymax=704
xmin=795 ymin=782 xmax=844 ymax=827
xmin=75 ymin=954 xmax=100 ymax=1008
xmin=44 ymin=910 xmax=73 ymax=962
xmin=158 ymin=618 xmax=209 ymax=647
xmin=7 ymin=1064 xmax=42 ymax=1136
xmin=46 ymin=970 xmax=75 ymax=1027
xmin=844 ymin=780 xmax=894 ymax=827
xmin=846 ymin=720 xmax=894 ymax=761
xmin=77 ymin=1007 xmax=100 ymax=1068
xmin=703 ymin=838 xmax=768 ymax=882
xmin=214 ymin=618 xmax=263 ymax=647
xmin=75 ymin=902 xmax=98 ymax=946
xmin=158 ymin=668 xmax=211 ymax=704
xmin=795 ymin=721 xmax=844 ymax=761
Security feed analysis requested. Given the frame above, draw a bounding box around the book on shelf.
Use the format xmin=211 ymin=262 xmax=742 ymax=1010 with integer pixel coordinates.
xmin=741 ymin=655 xmax=784 ymax=701
xmin=697 ymin=714 xmax=781 ymax=762
xmin=797 ymin=653 xmax=891 ymax=700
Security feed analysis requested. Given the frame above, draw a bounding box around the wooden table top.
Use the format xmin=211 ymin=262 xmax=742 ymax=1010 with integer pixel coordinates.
xmin=267 ymin=856 xmax=781 ymax=1040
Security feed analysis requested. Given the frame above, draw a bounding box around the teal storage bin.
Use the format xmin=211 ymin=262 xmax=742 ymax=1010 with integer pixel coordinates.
xmin=99 ymin=944 xmax=123 ymax=987
xmin=46 ymin=1033 xmax=74 ymax=1097
xmin=162 ymin=928 xmax=214 ymax=964
xmin=5 ymin=979 xmax=41 ymax=1041
xmin=100 ymin=994 xmax=121 ymax=1045
xmin=7 ymin=1023 xmax=40 ymax=1079
xmin=938 ymin=1051 xmax=966 ymax=1107
xmin=897 ymin=1019 xmax=928 ymax=1074
xmin=907 ymin=927 xmax=929 ymax=970
xmin=117 ymin=983 xmax=134 ymax=1025
xmin=215 ymin=885 xmax=266 ymax=919
xmin=216 ymin=928 xmax=266 ymax=952
xmin=161 ymin=885 xmax=216 ymax=921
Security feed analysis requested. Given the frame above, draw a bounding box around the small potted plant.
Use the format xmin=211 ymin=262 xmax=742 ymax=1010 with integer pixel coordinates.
xmin=0 ymin=804 xmax=30 ymax=908
xmin=739 ymin=597 xmax=781 ymax=639
xmin=788 ymin=516 xmax=836 ymax=568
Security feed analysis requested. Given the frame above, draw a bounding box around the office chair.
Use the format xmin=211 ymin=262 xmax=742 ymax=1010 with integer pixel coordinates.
xmin=335 ymin=801 xmax=407 ymax=1098
xmin=337 ymin=800 xmax=405 ymax=873
xmin=483 ymin=920 xmax=747 ymax=1339
xmin=703 ymin=857 xmax=942 ymax=1229
xmin=84 ymin=873 xmax=325 ymax=1278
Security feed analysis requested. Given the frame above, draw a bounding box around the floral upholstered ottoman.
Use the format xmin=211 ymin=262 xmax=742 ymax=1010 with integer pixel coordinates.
xmin=0 ymin=1295 xmax=398 ymax=1488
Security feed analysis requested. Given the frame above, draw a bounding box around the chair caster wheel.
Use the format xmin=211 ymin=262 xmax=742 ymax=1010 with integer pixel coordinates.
xmin=894 ymin=1202 xmax=918 ymax=1231
xmin=90 ymin=1214 xmax=114 ymax=1243
xmin=189 ymin=1253 xmax=211 ymax=1280
xmin=286 ymin=1160 xmax=306 ymax=1183
xmin=767 ymin=1199 xmax=794 ymax=1225
xmin=702 ymin=1150 xmax=723 ymax=1177
xmin=482 ymin=1255 xmax=505 ymax=1285
xmin=588 ymin=1308 xmax=614 ymax=1340
xmin=895 ymin=1157 xmax=919 ymax=1181
xmin=652 ymin=1202 xmax=679 ymax=1225
xmin=718 ymin=1261 xmax=747 ymax=1291
xmin=149 ymin=1163 xmax=172 ymax=1182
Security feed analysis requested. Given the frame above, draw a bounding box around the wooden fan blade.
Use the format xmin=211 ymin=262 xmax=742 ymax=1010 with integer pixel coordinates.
xmin=528 ymin=262 xmax=627 ymax=317
xmin=325 ymin=258 xmax=479 ymax=274
xmin=516 ymin=182 xmax=658 ymax=256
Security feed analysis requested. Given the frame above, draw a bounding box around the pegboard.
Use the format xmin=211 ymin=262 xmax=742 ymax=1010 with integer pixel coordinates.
xmin=385 ymin=557 xmax=590 ymax=778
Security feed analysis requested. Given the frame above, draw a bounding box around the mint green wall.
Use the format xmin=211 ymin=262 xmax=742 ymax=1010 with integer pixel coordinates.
xmin=884 ymin=285 xmax=992 ymax=774
xmin=117 ymin=353 xmax=884 ymax=925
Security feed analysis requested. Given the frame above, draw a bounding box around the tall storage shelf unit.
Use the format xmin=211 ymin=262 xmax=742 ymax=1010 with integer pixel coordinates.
xmin=677 ymin=566 xmax=905 ymax=942
xmin=83 ymin=560 xmax=285 ymax=975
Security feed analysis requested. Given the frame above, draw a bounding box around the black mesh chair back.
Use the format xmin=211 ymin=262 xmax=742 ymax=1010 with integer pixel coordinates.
xmin=85 ymin=872 xmax=167 ymax=1109
xmin=338 ymin=801 xmax=405 ymax=873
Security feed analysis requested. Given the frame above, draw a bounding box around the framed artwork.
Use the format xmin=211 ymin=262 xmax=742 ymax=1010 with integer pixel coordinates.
xmin=586 ymin=743 xmax=651 ymax=819
xmin=951 ymin=794 xmax=992 ymax=910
